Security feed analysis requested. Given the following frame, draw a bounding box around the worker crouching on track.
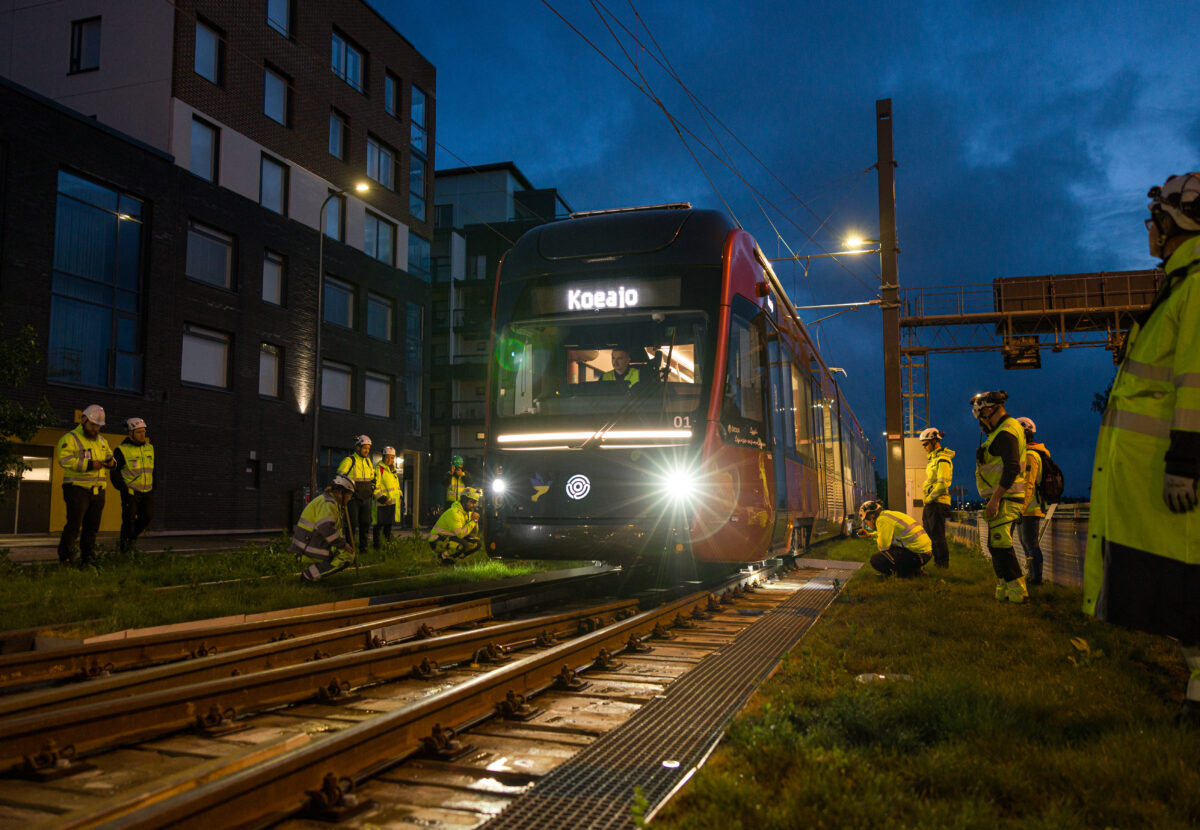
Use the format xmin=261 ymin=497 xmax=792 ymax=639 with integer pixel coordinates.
xmin=430 ymin=487 xmax=483 ymax=565
xmin=291 ymin=474 xmax=356 ymax=582
xmin=971 ymin=390 xmax=1029 ymax=604
xmin=859 ymin=500 xmax=933 ymax=578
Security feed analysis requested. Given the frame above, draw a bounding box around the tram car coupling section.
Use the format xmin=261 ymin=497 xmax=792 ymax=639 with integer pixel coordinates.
xmin=483 ymin=205 xmax=877 ymax=566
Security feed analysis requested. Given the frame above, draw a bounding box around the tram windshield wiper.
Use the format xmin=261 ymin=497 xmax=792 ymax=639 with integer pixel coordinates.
xmin=574 ymin=376 xmax=667 ymax=450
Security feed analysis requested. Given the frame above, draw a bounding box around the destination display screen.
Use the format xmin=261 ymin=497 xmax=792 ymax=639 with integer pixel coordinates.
xmin=527 ymin=277 xmax=682 ymax=315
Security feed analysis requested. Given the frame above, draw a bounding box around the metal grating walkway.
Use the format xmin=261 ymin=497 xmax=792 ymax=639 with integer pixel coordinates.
xmin=482 ymin=565 xmax=860 ymax=829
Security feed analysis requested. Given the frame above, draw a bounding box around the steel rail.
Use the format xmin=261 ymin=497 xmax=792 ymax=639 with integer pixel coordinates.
xmin=96 ymin=571 xmax=767 ymax=830
xmin=0 ymin=566 xmax=616 ymax=692
xmin=0 ymin=598 xmax=640 ymax=772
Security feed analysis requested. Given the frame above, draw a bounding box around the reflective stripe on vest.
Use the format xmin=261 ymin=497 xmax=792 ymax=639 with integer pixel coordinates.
xmin=976 ymin=417 xmax=1025 ymax=498
xmin=1122 ymin=358 xmax=1173 ymax=383
xmin=290 ymin=494 xmax=345 ymax=560
xmin=1176 ymin=372 xmax=1200 ymax=389
xmin=880 ymin=510 xmax=930 ymax=550
xmin=446 ymin=472 xmax=467 ymax=502
xmin=339 ymin=455 xmax=375 ymax=485
xmin=1101 ymin=407 xmax=1171 ymax=441
xmin=120 ymin=443 xmax=155 ymax=492
xmin=59 ymin=428 xmax=110 ymax=488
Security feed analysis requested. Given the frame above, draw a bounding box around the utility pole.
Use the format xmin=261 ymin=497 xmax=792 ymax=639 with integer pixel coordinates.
xmin=876 ymin=98 xmax=905 ymax=510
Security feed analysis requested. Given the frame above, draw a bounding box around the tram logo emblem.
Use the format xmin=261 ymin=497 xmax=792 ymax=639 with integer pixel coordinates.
xmin=531 ymin=473 xmax=552 ymax=503
xmin=565 ymin=474 xmax=591 ymax=500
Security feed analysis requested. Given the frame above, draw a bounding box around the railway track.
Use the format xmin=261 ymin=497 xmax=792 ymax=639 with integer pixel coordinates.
xmin=0 ymin=559 xmax=853 ymax=829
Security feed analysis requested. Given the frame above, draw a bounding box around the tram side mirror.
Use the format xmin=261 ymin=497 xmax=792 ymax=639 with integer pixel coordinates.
xmin=652 ymin=312 xmax=665 ymax=323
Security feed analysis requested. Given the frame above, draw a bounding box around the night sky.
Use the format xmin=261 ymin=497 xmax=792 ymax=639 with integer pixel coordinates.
xmin=378 ymin=0 xmax=1200 ymax=500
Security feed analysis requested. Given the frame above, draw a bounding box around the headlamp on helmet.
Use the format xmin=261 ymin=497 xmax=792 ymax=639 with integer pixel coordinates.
xmin=1148 ymin=173 xmax=1200 ymax=235
xmin=1016 ymin=417 xmax=1036 ymax=434
xmin=330 ymin=473 xmax=355 ymax=493
xmin=354 ymin=434 xmax=372 ymax=448
xmin=918 ymin=427 xmax=943 ymax=442
xmin=970 ymin=390 xmax=1007 ymax=419
xmin=858 ymin=500 xmax=882 ymax=524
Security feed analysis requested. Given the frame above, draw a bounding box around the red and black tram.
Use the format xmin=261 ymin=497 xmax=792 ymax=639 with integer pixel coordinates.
xmin=482 ymin=205 xmax=875 ymax=565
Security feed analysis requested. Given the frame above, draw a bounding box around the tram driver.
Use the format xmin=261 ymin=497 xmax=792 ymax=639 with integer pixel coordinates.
xmin=602 ymin=346 xmax=641 ymax=388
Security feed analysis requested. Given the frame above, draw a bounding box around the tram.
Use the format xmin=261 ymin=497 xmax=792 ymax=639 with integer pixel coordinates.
xmin=482 ymin=204 xmax=876 ymax=565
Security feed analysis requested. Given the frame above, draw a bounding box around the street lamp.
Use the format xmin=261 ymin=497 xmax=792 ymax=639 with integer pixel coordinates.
xmin=311 ymin=182 xmax=369 ymax=497
xmin=767 ymin=236 xmax=881 ymax=263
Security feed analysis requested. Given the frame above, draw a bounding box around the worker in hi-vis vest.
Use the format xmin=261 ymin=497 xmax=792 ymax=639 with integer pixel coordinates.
xmin=971 ymin=390 xmax=1028 ymax=604
xmin=111 ymin=416 xmax=154 ymax=553
xmin=859 ymin=500 xmax=932 ymax=578
xmin=919 ymin=426 xmax=954 ymax=568
xmin=291 ymin=474 xmax=356 ymax=582
xmin=55 ymin=404 xmax=114 ymax=566
xmin=1084 ymin=172 xmax=1200 ymax=725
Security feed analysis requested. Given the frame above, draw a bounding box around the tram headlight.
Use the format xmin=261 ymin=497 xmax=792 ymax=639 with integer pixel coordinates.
xmin=661 ymin=465 xmax=698 ymax=503
xmin=492 ymin=477 xmax=508 ymax=496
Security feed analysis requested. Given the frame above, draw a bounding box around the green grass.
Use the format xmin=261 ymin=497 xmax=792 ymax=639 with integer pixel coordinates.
xmin=0 ymin=538 xmax=589 ymax=638
xmin=657 ymin=537 xmax=1200 ymax=829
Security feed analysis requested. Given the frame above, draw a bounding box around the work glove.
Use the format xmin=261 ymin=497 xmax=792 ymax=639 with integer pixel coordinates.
xmin=1164 ymin=473 xmax=1199 ymax=513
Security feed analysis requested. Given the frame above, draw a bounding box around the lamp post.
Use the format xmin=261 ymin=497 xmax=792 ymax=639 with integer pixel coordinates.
xmin=311 ymin=183 xmax=368 ymax=497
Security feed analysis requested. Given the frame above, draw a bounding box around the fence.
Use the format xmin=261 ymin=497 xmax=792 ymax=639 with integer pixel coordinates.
xmin=946 ymin=503 xmax=1089 ymax=588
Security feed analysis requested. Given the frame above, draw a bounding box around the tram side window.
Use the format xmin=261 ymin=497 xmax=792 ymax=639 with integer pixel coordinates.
xmin=719 ymin=315 xmax=767 ymax=450
xmin=791 ymin=361 xmax=813 ymax=463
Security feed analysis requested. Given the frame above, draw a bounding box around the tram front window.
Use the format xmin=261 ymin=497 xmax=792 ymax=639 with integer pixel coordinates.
xmin=495 ymin=313 xmax=705 ymax=419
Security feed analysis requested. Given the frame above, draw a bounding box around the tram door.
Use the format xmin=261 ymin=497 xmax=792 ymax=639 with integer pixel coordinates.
xmin=765 ymin=327 xmax=790 ymax=550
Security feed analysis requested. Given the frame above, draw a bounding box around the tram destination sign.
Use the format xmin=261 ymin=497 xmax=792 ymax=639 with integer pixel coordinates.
xmin=529 ymin=277 xmax=682 ymax=315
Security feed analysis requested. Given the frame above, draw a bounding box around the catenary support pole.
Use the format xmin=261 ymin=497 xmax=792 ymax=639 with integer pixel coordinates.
xmin=876 ymin=99 xmax=905 ymax=511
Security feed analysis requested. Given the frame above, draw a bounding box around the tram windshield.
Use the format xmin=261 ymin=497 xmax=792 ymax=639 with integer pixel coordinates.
xmin=494 ymin=311 xmax=707 ymax=419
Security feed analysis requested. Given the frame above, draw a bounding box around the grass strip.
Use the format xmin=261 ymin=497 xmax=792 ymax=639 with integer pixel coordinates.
xmin=657 ymin=537 xmax=1200 ymax=829
xmin=0 ymin=538 xmax=587 ymax=638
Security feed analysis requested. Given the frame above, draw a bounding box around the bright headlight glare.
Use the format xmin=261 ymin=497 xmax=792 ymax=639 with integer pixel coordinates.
xmin=492 ymin=477 xmax=507 ymax=495
xmin=663 ymin=467 xmax=697 ymax=501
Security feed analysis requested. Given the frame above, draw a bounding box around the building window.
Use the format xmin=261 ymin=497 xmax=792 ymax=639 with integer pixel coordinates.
xmin=259 ymin=343 xmax=281 ymax=398
xmin=384 ymin=72 xmax=399 ymax=116
xmin=266 ymin=0 xmax=290 ymax=36
xmin=329 ymin=110 xmax=346 ymax=160
xmin=323 ymin=276 xmax=354 ymax=328
xmin=366 ymin=136 xmax=394 ymax=190
xmin=434 ymin=203 xmax=454 ymax=229
xmin=260 ymin=154 xmax=288 ymax=215
xmin=405 ymin=302 xmax=423 ymax=436
xmin=408 ymin=233 xmax=430 ymax=282
xmin=411 ymin=86 xmax=427 ymax=154
xmin=262 ymin=250 xmax=284 ymax=305
xmin=194 ymin=20 xmax=223 ymax=85
xmin=331 ymin=30 xmax=363 ymax=91
xmin=181 ymin=324 xmax=230 ymax=389
xmin=365 ymin=371 xmax=392 ymax=418
xmin=363 ymin=212 xmax=394 ymax=265
xmin=49 ymin=171 xmax=144 ymax=391
xmin=367 ymin=293 xmax=393 ymax=341
xmin=189 ymin=117 xmax=219 ymax=182
xmin=323 ymin=191 xmax=345 ymax=241
xmin=263 ymin=66 xmax=291 ymax=126
xmin=185 ymin=221 xmax=234 ymax=289
xmin=321 ymin=360 xmax=352 ymax=410
xmin=409 ymin=154 xmax=426 ymax=221
xmin=69 ymin=17 xmax=101 ymax=73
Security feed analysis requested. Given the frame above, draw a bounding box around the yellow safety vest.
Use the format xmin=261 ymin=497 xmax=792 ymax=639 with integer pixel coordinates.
xmin=337 ymin=454 xmax=376 ymax=491
xmin=1022 ymin=444 xmax=1045 ymax=518
xmin=431 ymin=500 xmax=477 ymax=540
xmin=975 ymin=416 xmax=1026 ymax=499
xmin=1084 ymin=234 xmax=1200 ymax=627
xmin=55 ymin=426 xmax=112 ymax=490
xmin=445 ymin=470 xmax=468 ymax=502
xmin=601 ymin=367 xmax=640 ymax=386
xmin=118 ymin=441 xmax=155 ymax=493
xmin=375 ymin=464 xmax=401 ymax=505
xmin=290 ymin=492 xmax=350 ymax=561
xmin=874 ymin=510 xmax=932 ymax=555
xmin=922 ymin=447 xmax=954 ymax=506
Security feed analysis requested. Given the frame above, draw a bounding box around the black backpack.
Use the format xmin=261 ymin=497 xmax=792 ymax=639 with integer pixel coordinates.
xmin=1033 ymin=448 xmax=1064 ymax=504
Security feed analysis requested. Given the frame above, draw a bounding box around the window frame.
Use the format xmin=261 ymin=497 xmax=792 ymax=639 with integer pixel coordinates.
xmin=258 ymin=342 xmax=282 ymax=399
xmin=323 ymin=275 xmax=355 ymax=329
xmin=363 ymin=211 xmax=395 ymax=265
xmin=330 ymin=30 xmax=364 ymax=92
xmin=184 ymin=220 xmax=234 ymax=291
xmin=262 ymin=249 xmax=285 ymax=306
xmin=328 ymin=109 xmax=347 ymax=160
xmin=181 ymin=323 xmax=231 ymax=390
xmin=266 ymin=0 xmax=290 ymax=37
xmin=189 ymin=116 xmax=219 ymax=183
xmin=259 ymin=153 xmax=289 ymax=215
xmin=366 ymin=135 xmax=395 ymax=190
xmin=263 ymin=64 xmax=291 ymax=127
xmin=194 ymin=19 xmax=223 ymax=85
xmin=366 ymin=292 xmax=394 ymax=342
xmin=364 ymin=370 xmax=392 ymax=419
xmin=324 ymin=190 xmax=345 ymax=242
xmin=321 ymin=360 xmax=353 ymax=411
xmin=69 ymin=17 xmax=101 ymax=74
xmin=384 ymin=72 xmax=400 ymax=117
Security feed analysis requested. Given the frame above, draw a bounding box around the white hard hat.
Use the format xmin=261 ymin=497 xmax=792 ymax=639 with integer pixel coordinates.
xmin=918 ymin=427 xmax=943 ymax=442
xmin=969 ymin=390 xmax=1007 ymax=419
xmin=1016 ymin=417 xmax=1036 ymax=434
xmin=1149 ymin=173 xmax=1200 ymax=233
xmin=330 ymin=473 xmax=355 ymax=493
xmin=81 ymin=405 xmax=106 ymax=426
xmin=382 ymin=446 xmax=396 ymax=456
xmin=126 ymin=417 xmax=146 ymax=432
xmin=354 ymin=434 xmax=372 ymax=447
xmin=858 ymin=500 xmax=882 ymax=522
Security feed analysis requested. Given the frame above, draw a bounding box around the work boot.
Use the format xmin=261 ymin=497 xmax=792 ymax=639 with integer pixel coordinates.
xmin=995 ymin=579 xmax=1006 ymax=601
xmin=1005 ymin=577 xmax=1029 ymax=604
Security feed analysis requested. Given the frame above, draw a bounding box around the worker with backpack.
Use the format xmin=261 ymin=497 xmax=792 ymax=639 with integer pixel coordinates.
xmin=1017 ymin=417 xmax=1064 ymax=585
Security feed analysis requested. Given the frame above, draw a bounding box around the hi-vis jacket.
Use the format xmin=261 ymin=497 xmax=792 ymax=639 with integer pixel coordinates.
xmin=337 ymin=454 xmax=376 ymax=498
xmin=873 ymin=510 xmax=933 ymax=555
xmin=1084 ymin=234 xmax=1200 ymax=640
xmin=375 ymin=463 xmax=400 ymax=505
xmin=1022 ymin=442 xmax=1047 ymax=518
xmin=975 ymin=417 xmax=1026 ymax=500
xmin=922 ymin=448 xmax=955 ymax=506
xmin=55 ymin=425 xmax=112 ymax=490
xmin=290 ymin=492 xmax=352 ymax=562
xmin=113 ymin=439 xmax=155 ymax=494
xmin=431 ymin=501 xmax=478 ymax=541
xmin=444 ymin=470 xmax=469 ymax=503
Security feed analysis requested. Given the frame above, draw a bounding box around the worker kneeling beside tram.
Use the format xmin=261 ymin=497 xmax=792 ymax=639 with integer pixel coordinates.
xmin=430 ymin=487 xmax=483 ymax=565
xmin=859 ymin=500 xmax=933 ymax=578
xmin=291 ymin=474 xmax=357 ymax=582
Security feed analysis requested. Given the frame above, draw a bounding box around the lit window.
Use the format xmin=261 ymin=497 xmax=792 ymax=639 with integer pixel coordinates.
xmin=321 ymin=361 xmax=352 ymax=410
xmin=266 ymin=0 xmax=289 ymax=36
xmin=263 ymin=66 xmax=290 ymax=126
xmin=367 ymin=293 xmax=393 ymax=341
xmin=366 ymin=136 xmax=394 ymax=190
xmin=181 ymin=324 xmax=230 ymax=389
xmin=260 ymin=155 xmax=288 ymax=215
xmin=262 ymin=250 xmax=284 ymax=305
xmin=365 ymin=372 xmax=392 ymax=418
xmin=364 ymin=212 xmax=394 ymax=265
xmin=194 ymin=20 xmax=222 ymax=85
xmin=329 ymin=110 xmax=346 ymax=160
xmin=69 ymin=17 xmax=101 ymax=73
xmin=259 ymin=343 xmax=281 ymax=398
xmin=185 ymin=221 xmax=233 ymax=289
xmin=324 ymin=276 xmax=354 ymax=328
xmin=189 ymin=117 xmax=218 ymax=182
xmin=331 ymin=31 xmax=363 ymax=91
